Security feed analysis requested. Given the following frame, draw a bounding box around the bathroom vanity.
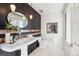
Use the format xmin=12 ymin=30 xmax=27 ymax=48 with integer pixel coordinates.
xmin=0 ymin=3 xmax=41 ymax=56
xmin=0 ymin=36 xmax=41 ymax=56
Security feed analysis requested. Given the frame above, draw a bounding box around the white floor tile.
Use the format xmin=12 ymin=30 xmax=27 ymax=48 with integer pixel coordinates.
xmin=29 ymin=47 xmax=65 ymax=56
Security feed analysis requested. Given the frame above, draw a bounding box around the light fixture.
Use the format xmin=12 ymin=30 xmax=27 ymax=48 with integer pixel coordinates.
xmin=10 ymin=4 xmax=16 ymax=12
xmin=29 ymin=15 xmax=33 ymax=19
xmin=29 ymin=3 xmax=33 ymax=19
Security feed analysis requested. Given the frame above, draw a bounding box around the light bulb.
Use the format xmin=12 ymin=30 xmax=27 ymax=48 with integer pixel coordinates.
xmin=30 ymin=15 xmax=33 ymax=19
xmin=10 ymin=4 xmax=16 ymax=12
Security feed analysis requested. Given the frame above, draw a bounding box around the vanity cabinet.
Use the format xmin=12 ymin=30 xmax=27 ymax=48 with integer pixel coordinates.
xmin=28 ymin=40 xmax=39 ymax=55
xmin=0 ymin=37 xmax=40 ymax=56
xmin=0 ymin=40 xmax=39 ymax=56
xmin=0 ymin=49 xmax=21 ymax=56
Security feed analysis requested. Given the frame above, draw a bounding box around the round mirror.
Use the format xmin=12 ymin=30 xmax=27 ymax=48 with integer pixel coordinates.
xmin=7 ymin=12 xmax=28 ymax=28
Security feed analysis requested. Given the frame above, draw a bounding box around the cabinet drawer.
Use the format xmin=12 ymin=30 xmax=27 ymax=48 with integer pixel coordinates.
xmin=28 ymin=40 xmax=39 ymax=55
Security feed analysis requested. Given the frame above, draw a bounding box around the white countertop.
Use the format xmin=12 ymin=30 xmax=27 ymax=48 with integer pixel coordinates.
xmin=0 ymin=36 xmax=41 ymax=52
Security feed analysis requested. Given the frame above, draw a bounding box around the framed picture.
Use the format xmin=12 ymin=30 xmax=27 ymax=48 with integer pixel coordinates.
xmin=47 ymin=23 xmax=58 ymax=33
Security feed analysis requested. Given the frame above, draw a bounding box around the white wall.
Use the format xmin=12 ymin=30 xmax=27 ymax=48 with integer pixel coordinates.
xmin=41 ymin=13 xmax=64 ymax=48
xmin=31 ymin=3 xmax=64 ymax=49
xmin=64 ymin=4 xmax=79 ymax=56
xmin=71 ymin=4 xmax=79 ymax=42
xmin=65 ymin=4 xmax=79 ymax=43
xmin=64 ymin=4 xmax=72 ymax=45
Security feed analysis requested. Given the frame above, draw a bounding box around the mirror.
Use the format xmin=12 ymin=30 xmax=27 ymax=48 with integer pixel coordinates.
xmin=7 ymin=12 xmax=28 ymax=28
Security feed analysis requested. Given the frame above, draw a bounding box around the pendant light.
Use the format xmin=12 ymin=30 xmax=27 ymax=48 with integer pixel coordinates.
xmin=10 ymin=4 xmax=16 ymax=12
xmin=29 ymin=3 xmax=33 ymax=19
xmin=30 ymin=14 xmax=33 ymax=19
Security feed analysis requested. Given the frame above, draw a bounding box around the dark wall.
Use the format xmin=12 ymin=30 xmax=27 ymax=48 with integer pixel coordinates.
xmin=0 ymin=3 xmax=41 ymax=30
xmin=0 ymin=4 xmax=11 ymax=29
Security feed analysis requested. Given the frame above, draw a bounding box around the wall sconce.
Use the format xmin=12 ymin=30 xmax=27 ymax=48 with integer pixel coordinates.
xmin=30 ymin=15 xmax=33 ymax=19
xmin=10 ymin=4 xmax=16 ymax=12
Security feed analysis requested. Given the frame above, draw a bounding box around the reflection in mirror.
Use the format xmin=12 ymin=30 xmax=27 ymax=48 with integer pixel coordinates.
xmin=7 ymin=12 xmax=28 ymax=28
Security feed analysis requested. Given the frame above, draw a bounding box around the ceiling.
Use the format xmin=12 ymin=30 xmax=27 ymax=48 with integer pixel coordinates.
xmin=31 ymin=3 xmax=65 ymax=14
